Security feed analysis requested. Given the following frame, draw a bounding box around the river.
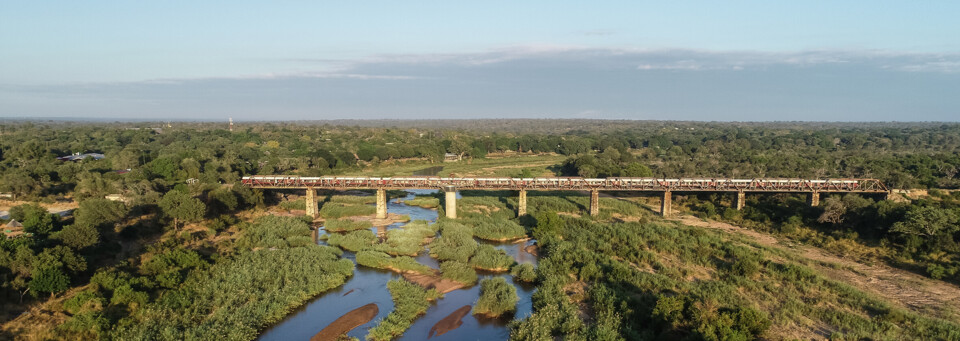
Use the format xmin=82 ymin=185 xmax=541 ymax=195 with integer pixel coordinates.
xmin=258 ymin=190 xmax=537 ymax=341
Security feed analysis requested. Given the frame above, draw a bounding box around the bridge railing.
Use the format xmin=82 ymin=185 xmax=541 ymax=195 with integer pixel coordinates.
xmin=240 ymin=176 xmax=888 ymax=193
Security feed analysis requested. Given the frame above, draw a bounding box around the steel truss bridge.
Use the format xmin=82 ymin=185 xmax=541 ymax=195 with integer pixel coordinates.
xmin=242 ymin=176 xmax=887 ymax=192
xmin=241 ymin=176 xmax=889 ymax=218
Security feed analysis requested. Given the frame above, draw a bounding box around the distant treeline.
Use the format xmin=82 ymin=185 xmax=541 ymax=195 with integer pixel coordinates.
xmin=1 ymin=121 xmax=958 ymax=202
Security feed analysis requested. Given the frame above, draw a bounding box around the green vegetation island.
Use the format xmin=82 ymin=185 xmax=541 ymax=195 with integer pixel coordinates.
xmin=2 ymin=120 xmax=960 ymax=340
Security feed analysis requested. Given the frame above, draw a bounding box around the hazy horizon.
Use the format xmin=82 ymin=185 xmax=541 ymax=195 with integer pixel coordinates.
xmin=2 ymin=2 xmax=958 ymax=121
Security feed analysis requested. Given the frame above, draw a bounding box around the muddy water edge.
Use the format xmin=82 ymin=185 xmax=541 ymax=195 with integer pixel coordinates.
xmin=257 ymin=190 xmax=538 ymax=341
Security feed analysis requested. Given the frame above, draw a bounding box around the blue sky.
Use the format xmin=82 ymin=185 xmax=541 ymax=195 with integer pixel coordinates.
xmin=1 ymin=1 xmax=958 ymax=121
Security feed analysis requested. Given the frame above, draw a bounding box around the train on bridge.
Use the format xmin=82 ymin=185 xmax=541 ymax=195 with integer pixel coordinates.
xmin=241 ymin=176 xmax=887 ymax=193
xmin=243 ymin=176 xmax=889 ymax=219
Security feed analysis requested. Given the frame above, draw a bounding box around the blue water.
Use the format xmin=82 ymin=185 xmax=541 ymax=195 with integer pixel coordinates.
xmin=258 ymin=190 xmax=537 ymax=341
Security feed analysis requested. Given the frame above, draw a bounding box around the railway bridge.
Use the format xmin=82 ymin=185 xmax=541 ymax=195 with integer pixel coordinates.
xmin=241 ymin=176 xmax=889 ymax=219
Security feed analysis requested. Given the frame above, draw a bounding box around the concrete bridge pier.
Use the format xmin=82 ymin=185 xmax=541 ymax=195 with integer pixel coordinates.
xmin=518 ymin=189 xmax=528 ymax=217
xmin=376 ymin=189 xmax=388 ymax=219
xmin=589 ymin=190 xmax=599 ymax=216
xmin=736 ymin=191 xmax=745 ymax=211
xmin=443 ymin=185 xmax=457 ymax=219
xmin=305 ymin=188 xmax=318 ymax=218
xmin=809 ymin=191 xmax=820 ymax=207
xmin=661 ymin=191 xmax=672 ymax=217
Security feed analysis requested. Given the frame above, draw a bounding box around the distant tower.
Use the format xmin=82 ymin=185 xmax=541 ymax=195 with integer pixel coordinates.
xmin=229 ymin=117 xmax=234 ymax=132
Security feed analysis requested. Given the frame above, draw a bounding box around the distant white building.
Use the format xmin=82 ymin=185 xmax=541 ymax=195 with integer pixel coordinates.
xmin=57 ymin=152 xmax=105 ymax=162
xmin=105 ymin=194 xmax=128 ymax=202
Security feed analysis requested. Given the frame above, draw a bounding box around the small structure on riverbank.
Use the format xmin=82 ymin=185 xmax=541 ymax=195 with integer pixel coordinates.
xmin=3 ymin=219 xmax=28 ymax=238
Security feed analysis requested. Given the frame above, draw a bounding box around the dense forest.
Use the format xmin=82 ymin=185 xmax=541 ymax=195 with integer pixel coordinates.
xmin=1 ymin=120 xmax=959 ymax=340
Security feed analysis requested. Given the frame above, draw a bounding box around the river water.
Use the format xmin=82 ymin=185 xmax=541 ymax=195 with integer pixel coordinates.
xmin=258 ymin=190 xmax=537 ymax=341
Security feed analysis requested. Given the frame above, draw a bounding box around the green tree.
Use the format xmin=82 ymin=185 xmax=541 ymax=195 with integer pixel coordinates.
xmin=892 ymin=206 xmax=958 ymax=237
xmin=55 ymin=224 xmax=100 ymax=250
xmin=208 ymin=187 xmax=239 ymax=213
xmin=34 ymin=246 xmax=87 ymax=275
xmin=75 ymin=198 xmax=128 ymax=230
xmin=29 ymin=266 xmax=70 ymax=297
xmin=0 ymin=171 xmax=41 ymax=199
xmin=622 ymin=162 xmax=653 ymax=177
xmin=232 ymin=184 xmax=264 ymax=208
xmin=74 ymin=172 xmax=116 ymax=201
xmin=449 ymin=139 xmax=472 ymax=161
xmin=10 ymin=203 xmax=58 ymax=235
xmin=817 ymin=196 xmax=847 ymax=225
xmin=159 ymin=190 xmax=206 ymax=229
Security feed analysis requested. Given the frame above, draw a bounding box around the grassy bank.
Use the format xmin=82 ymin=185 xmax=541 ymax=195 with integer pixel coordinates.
xmin=511 ymin=211 xmax=960 ymax=340
xmin=110 ymin=216 xmax=354 ymax=340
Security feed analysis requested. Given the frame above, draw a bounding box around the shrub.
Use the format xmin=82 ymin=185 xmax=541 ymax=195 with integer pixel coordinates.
xmin=356 ymin=250 xmax=434 ymax=275
xmin=471 ymin=217 xmax=527 ymax=241
xmin=429 ymin=221 xmax=477 ymax=262
xmin=320 ymin=203 xmax=376 ymax=218
xmin=399 ymin=196 xmax=440 ymax=209
xmin=236 ymin=216 xmax=315 ymax=249
xmin=473 ymin=277 xmax=518 ymax=317
xmin=374 ymin=220 xmax=437 ymax=256
xmin=324 ymin=219 xmax=373 ymax=233
xmin=111 ymin=246 xmax=354 ymax=340
xmin=695 ymin=307 xmax=771 ymax=341
xmin=440 ymin=261 xmax=478 ymax=285
xmin=367 ymin=279 xmax=441 ymax=341
xmin=326 ymin=230 xmax=376 ymax=252
xmin=470 ymin=245 xmax=514 ymax=271
xmin=139 ymin=248 xmax=208 ymax=288
xmin=511 ymin=263 xmax=537 ymax=283
xmin=279 ymin=198 xmax=305 ymax=210
xmin=63 ymin=290 xmax=105 ymax=315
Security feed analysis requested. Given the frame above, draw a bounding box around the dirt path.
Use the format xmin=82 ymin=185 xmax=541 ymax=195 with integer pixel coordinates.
xmin=457 ymin=160 xmax=560 ymax=177
xmin=428 ymin=305 xmax=472 ymax=338
xmin=311 ymin=303 xmax=379 ymax=341
xmin=671 ymin=214 xmax=960 ymax=320
xmin=0 ymin=200 xmax=78 ymax=219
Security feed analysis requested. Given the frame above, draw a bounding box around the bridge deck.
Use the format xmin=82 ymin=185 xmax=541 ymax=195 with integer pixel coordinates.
xmin=241 ymin=176 xmax=888 ymax=193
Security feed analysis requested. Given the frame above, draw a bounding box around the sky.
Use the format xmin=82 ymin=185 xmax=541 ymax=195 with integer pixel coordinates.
xmin=1 ymin=1 xmax=958 ymax=121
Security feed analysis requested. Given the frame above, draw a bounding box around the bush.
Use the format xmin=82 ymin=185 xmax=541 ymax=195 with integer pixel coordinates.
xmin=695 ymin=307 xmax=771 ymax=341
xmin=237 ymin=215 xmax=315 ymax=249
xmin=139 ymin=248 xmax=208 ymax=288
xmin=356 ymin=250 xmax=434 ymax=275
xmin=324 ymin=219 xmax=373 ymax=232
xmin=470 ymin=245 xmax=514 ymax=271
xmin=510 ymin=263 xmax=537 ymax=283
xmin=320 ymin=203 xmax=376 ymax=218
xmin=473 ymin=277 xmax=518 ymax=317
xmin=429 ymin=221 xmax=477 ymax=263
xmin=327 ymin=230 xmax=377 ymax=252
xmin=367 ymin=279 xmax=441 ymax=341
xmin=440 ymin=261 xmax=477 ymax=285
xmin=279 ymin=198 xmax=305 ymax=210
xmin=112 ymin=246 xmax=354 ymax=340
xmin=374 ymin=220 xmax=437 ymax=256
xmin=472 ymin=217 xmax=527 ymax=241
xmin=399 ymin=196 xmax=440 ymax=209
xmin=63 ymin=290 xmax=105 ymax=315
